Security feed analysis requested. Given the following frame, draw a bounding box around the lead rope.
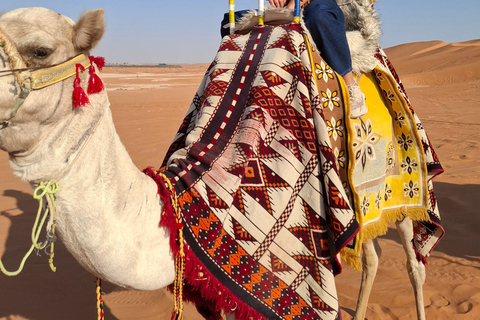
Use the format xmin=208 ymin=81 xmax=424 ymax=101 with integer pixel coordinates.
xmin=0 ymin=180 xmax=58 ymax=276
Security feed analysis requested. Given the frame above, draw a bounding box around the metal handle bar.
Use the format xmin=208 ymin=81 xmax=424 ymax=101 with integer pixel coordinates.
xmin=229 ymin=0 xmax=301 ymax=34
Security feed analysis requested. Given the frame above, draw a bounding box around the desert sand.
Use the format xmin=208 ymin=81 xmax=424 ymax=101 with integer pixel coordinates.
xmin=1 ymin=39 xmax=479 ymax=320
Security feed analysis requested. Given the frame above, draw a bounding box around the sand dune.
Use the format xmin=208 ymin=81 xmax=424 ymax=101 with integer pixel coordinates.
xmin=384 ymin=39 xmax=480 ymax=86
xmin=1 ymin=39 xmax=479 ymax=319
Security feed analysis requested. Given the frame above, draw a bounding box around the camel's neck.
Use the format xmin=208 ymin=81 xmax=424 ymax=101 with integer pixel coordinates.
xmin=10 ymin=98 xmax=174 ymax=290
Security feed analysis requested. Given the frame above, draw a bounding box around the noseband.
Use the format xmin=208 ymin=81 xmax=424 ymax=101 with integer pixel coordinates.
xmin=0 ymin=29 xmax=91 ymax=129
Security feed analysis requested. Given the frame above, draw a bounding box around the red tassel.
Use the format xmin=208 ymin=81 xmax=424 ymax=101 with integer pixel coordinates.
xmin=73 ymin=64 xmax=89 ymax=108
xmin=87 ymin=56 xmax=105 ymax=94
xmin=87 ymin=70 xmax=104 ymax=94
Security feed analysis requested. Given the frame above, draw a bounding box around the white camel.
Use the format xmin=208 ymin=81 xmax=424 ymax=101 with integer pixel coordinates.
xmin=0 ymin=7 xmax=427 ymax=320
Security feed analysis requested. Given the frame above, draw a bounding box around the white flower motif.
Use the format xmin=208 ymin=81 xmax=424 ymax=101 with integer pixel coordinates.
xmin=315 ymin=61 xmax=334 ymax=83
xmin=401 ymin=156 xmax=418 ymax=175
xmin=376 ymin=191 xmax=382 ymax=209
xmin=361 ymin=194 xmax=370 ymax=215
xmin=352 ymin=119 xmax=380 ymax=171
xmin=321 ymin=89 xmax=341 ymax=111
xmin=326 ymin=117 xmax=344 ymax=141
xmin=384 ymin=184 xmax=392 ymax=201
xmin=404 ymin=180 xmax=420 ymax=198
xmin=397 ymin=133 xmax=414 ymax=151
xmin=333 ymin=147 xmax=346 ymax=171
xmin=395 ymin=111 xmax=407 ymax=128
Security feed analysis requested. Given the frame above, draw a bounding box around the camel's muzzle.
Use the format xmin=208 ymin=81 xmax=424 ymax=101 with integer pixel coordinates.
xmin=0 ymin=28 xmax=91 ymax=129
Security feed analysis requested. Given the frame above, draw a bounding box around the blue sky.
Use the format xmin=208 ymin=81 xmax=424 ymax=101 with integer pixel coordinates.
xmin=2 ymin=0 xmax=479 ymax=63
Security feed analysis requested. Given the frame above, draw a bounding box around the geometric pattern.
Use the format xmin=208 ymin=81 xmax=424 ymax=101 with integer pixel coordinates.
xmin=159 ymin=24 xmax=358 ymax=320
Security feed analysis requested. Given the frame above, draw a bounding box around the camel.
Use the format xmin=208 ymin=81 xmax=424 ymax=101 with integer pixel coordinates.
xmin=0 ymin=5 xmax=440 ymax=320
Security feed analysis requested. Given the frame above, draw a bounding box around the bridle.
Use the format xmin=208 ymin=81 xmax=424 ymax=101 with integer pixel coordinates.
xmin=0 ymin=29 xmax=91 ymax=129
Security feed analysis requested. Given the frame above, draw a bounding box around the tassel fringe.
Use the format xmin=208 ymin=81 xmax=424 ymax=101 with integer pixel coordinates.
xmin=87 ymin=56 xmax=105 ymax=94
xmin=143 ymin=167 xmax=266 ymax=320
xmin=73 ymin=63 xmax=89 ymax=108
xmin=72 ymin=56 xmax=105 ymax=108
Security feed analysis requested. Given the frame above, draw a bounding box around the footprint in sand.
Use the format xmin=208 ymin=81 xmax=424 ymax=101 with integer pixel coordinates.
xmin=458 ymin=301 xmax=473 ymax=314
xmin=429 ymin=294 xmax=450 ymax=308
xmin=452 ymin=284 xmax=480 ymax=315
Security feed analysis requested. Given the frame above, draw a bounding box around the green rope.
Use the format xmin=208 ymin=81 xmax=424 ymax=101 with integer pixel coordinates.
xmin=0 ymin=180 xmax=59 ymax=276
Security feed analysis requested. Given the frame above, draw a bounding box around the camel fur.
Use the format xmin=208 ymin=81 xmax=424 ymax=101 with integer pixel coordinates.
xmin=0 ymin=7 xmax=175 ymax=291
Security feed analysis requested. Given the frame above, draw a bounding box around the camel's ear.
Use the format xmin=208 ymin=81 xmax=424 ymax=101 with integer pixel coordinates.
xmin=73 ymin=9 xmax=105 ymax=52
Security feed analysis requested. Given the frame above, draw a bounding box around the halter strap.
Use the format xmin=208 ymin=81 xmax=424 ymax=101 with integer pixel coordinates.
xmin=29 ymin=54 xmax=91 ymax=90
xmin=0 ymin=25 xmax=93 ymax=127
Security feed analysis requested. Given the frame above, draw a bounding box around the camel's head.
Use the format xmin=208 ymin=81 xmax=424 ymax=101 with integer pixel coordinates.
xmin=0 ymin=7 xmax=105 ymax=154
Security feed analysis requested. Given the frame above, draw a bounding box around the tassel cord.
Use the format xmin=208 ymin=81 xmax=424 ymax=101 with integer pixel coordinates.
xmin=96 ymin=277 xmax=105 ymax=320
xmin=156 ymin=172 xmax=185 ymax=320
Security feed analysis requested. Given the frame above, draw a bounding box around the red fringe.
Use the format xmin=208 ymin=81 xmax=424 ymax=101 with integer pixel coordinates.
xmin=412 ymin=240 xmax=428 ymax=266
xmin=143 ymin=167 xmax=266 ymax=320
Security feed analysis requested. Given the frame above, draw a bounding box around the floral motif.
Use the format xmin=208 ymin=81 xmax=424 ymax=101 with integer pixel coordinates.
xmin=321 ymin=89 xmax=340 ymax=111
xmin=397 ymin=132 xmax=413 ymax=151
xmin=326 ymin=117 xmax=344 ymax=141
xmin=361 ymin=194 xmax=370 ymax=215
xmin=401 ymin=156 xmax=418 ymax=175
xmin=385 ymin=142 xmax=395 ymax=171
xmin=374 ymin=71 xmax=385 ymax=84
xmin=315 ymin=61 xmax=334 ymax=83
xmin=375 ymin=191 xmax=382 ymax=209
xmin=342 ymin=181 xmax=351 ymax=198
xmin=394 ymin=111 xmax=406 ymax=128
xmin=384 ymin=184 xmax=392 ymax=201
xmin=334 ymin=147 xmax=346 ymax=170
xmin=352 ymin=119 xmax=380 ymax=170
xmin=404 ymin=180 xmax=420 ymax=198
xmin=383 ymin=89 xmax=396 ymax=106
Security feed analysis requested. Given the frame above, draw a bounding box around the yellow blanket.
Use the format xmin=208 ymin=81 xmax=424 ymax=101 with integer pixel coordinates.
xmin=342 ymin=70 xmax=431 ymax=267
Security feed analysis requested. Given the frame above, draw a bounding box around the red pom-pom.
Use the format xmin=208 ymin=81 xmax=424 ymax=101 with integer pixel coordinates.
xmin=91 ymin=56 xmax=105 ymax=70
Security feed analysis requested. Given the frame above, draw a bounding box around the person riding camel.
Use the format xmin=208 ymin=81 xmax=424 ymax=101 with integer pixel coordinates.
xmin=269 ymin=0 xmax=368 ymax=118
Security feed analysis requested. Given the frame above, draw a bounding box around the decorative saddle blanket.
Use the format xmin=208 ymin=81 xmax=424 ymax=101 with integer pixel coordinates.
xmin=153 ymin=24 xmax=358 ymax=320
xmin=338 ymin=50 xmax=445 ymax=267
xmin=146 ymin=23 xmax=443 ymax=320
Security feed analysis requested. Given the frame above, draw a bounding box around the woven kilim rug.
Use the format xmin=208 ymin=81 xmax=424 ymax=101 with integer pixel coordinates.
xmin=149 ymin=23 xmax=358 ymax=320
xmin=312 ymin=46 xmax=444 ymax=268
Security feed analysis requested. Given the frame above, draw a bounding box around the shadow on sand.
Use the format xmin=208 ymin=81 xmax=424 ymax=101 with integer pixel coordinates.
xmin=0 ymin=190 xmax=119 ymax=320
xmin=1 ymin=182 xmax=479 ymax=318
xmin=378 ymin=182 xmax=480 ymax=259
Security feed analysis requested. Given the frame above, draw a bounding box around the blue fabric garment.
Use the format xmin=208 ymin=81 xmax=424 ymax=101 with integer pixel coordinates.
xmin=219 ymin=1 xmax=352 ymax=77
xmin=303 ymin=0 xmax=352 ymax=76
xmin=220 ymin=10 xmax=250 ymax=38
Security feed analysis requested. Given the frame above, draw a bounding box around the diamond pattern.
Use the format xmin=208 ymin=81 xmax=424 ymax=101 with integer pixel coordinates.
xmin=156 ymin=24 xmax=359 ymax=320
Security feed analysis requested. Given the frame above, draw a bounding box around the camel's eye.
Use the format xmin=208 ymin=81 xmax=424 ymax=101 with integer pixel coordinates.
xmin=31 ymin=47 xmax=51 ymax=59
